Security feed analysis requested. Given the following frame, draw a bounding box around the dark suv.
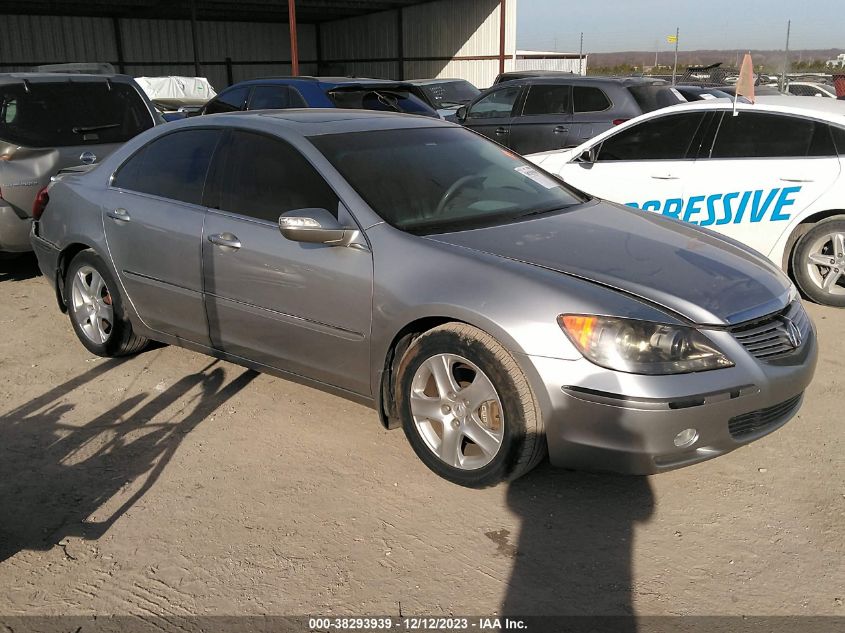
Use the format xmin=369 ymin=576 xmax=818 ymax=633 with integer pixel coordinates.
xmin=0 ymin=73 xmax=159 ymax=254
xmin=198 ymin=77 xmax=439 ymax=118
xmin=455 ymin=76 xmax=685 ymax=154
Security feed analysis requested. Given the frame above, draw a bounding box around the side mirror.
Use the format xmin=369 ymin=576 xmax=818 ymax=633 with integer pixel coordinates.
xmin=456 ymin=106 xmax=468 ymax=122
xmin=576 ymin=146 xmax=598 ymax=164
xmin=278 ymin=208 xmax=359 ymax=247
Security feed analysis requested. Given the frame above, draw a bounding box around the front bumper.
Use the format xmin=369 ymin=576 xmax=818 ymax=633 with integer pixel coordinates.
xmin=0 ymin=204 xmax=33 ymax=253
xmin=519 ymin=319 xmax=818 ymax=475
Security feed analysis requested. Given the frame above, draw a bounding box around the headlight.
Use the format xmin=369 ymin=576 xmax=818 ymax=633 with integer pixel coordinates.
xmin=558 ymin=314 xmax=734 ymax=375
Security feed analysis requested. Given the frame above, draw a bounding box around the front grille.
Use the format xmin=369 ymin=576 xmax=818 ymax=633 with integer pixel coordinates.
xmin=728 ymin=393 xmax=803 ymax=439
xmin=730 ymin=301 xmax=810 ymax=361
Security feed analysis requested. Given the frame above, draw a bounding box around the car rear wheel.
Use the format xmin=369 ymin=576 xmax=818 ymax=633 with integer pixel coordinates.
xmin=65 ymin=250 xmax=148 ymax=357
xmin=793 ymin=219 xmax=845 ymax=307
xmin=396 ymin=323 xmax=546 ymax=487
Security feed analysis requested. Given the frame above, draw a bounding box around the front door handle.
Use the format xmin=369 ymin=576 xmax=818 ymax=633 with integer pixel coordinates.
xmin=208 ymin=233 xmax=242 ymax=250
xmin=553 ymin=126 xmax=568 ymax=134
xmin=780 ymin=177 xmax=814 ymax=183
xmin=494 ymin=127 xmax=509 ymax=135
xmin=651 ymin=174 xmax=680 ymax=180
xmin=106 ymin=208 xmax=131 ymax=222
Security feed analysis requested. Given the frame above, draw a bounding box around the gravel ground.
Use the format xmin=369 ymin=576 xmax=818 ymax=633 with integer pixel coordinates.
xmin=0 ymin=254 xmax=842 ymax=619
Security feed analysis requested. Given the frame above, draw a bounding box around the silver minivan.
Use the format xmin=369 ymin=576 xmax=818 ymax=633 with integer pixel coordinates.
xmin=0 ymin=73 xmax=158 ymax=254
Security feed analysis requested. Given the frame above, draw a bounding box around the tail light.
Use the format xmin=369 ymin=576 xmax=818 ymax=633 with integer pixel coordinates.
xmin=612 ymin=119 xmax=629 ymax=126
xmin=32 ymin=186 xmax=49 ymax=220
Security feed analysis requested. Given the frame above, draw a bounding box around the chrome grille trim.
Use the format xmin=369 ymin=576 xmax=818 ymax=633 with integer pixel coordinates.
xmin=729 ymin=301 xmax=810 ymax=361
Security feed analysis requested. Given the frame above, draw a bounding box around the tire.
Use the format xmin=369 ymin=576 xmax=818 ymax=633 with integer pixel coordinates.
xmin=792 ymin=219 xmax=845 ymax=307
xmin=64 ymin=250 xmax=149 ymax=357
xmin=396 ymin=323 xmax=546 ymax=488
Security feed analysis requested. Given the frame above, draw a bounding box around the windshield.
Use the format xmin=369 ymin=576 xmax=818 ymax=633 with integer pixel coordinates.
xmin=0 ymin=81 xmax=153 ymax=147
xmin=421 ymin=81 xmax=481 ymax=107
xmin=310 ymin=127 xmax=587 ymax=235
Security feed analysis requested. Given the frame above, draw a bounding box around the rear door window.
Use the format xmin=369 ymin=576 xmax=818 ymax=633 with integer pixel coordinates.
xmin=215 ymin=130 xmax=338 ymax=222
xmin=597 ymin=113 xmax=706 ymax=161
xmin=204 ymin=86 xmax=249 ymax=114
xmin=248 ymin=85 xmax=307 ymax=110
xmin=831 ymin=125 xmax=845 ymax=156
xmin=573 ymin=86 xmax=611 ymax=113
xmin=522 ymin=84 xmax=572 ymax=116
xmin=0 ymin=81 xmax=153 ymax=147
xmin=113 ymin=129 xmax=221 ymax=205
xmin=710 ymin=112 xmax=837 ymax=158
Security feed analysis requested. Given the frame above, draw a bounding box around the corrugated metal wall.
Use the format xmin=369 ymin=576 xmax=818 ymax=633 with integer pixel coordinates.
xmin=514 ymin=57 xmax=585 ymax=75
xmin=0 ymin=14 xmax=317 ymax=91
xmin=0 ymin=0 xmax=517 ymax=91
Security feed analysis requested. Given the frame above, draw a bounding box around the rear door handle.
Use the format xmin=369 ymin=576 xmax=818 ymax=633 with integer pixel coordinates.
xmin=106 ymin=208 xmax=131 ymax=222
xmin=208 ymin=233 xmax=241 ymax=250
xmin=553 ymin=126 xmax=568 ymax=134
xmin=780 ymin=177 xmax=814 ymax=183
xmin=650 ymin=174 xmax=680 ymax=180
xmin=494 ymin=127 xmax=509 ymax=135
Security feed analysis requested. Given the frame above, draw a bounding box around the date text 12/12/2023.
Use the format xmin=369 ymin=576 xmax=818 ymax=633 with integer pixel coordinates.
xmin=625 ymin=186 xmax=801 ymax=226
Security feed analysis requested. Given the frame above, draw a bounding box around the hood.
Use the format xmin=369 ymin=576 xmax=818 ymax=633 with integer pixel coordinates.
xmin=528 ymin=147 xmax=580 ymax=172
xmin=427 ymin=201 xmax=791 ymax=326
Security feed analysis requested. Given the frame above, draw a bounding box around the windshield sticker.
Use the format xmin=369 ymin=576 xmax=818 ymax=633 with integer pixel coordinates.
xmin=515 ymin=165 xmax=560 ymax=189
xmin=625 ymin=186 xmax=801 ymax=225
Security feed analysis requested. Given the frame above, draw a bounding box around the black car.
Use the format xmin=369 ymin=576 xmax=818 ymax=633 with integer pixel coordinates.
xmin=455 ymin=76 xmax=685 ymax=154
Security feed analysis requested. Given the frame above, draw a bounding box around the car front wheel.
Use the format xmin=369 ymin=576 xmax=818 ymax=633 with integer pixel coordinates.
xmin=65 ymin=250 xmax=149 ymax=357
xmin=793 ymin=219 xmax=845 ymax=307
xmin=396 ymin=323 xmax=546 ymax=487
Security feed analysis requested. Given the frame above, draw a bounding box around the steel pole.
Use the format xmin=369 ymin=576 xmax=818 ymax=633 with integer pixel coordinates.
xmin=289 ymin=0 xmax=299 ymax=76
xmin=671 ymin=27 xmax=679 ymax=85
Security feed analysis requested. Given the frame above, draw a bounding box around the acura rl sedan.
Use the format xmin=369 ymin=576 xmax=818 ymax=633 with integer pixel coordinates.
xmin=30 ymin=110 xmax=817 ymax=487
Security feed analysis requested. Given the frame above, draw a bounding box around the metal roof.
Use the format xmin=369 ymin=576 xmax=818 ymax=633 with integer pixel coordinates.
xmin=0 ymin=0 xmax=436 ymax=23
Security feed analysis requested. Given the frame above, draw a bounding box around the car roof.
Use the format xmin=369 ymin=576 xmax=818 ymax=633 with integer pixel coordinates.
xmin=405 ymin=78 xmax=470 ymax=85
xmin=632 ymin=96 xmax=845 ymax=123
xmin=174 ymin=108 xmax=454 ymax=136
xmin=0 ymin=72 xmax=137 ymax=86
xmin=229 ymin=76 xmax=411 ymax=88
xmin=496 ymin=75 xmax=668 ymax=87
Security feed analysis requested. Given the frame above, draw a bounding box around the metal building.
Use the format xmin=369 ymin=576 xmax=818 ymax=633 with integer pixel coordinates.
xmin=0 ymin=0 xmax=518 ymax=91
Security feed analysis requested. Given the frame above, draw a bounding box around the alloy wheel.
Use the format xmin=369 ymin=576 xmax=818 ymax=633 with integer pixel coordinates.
xmin=409 ymin=353 xmax=504 ymax=470
xmin=70 ymin=265 xmax=115 ymax=344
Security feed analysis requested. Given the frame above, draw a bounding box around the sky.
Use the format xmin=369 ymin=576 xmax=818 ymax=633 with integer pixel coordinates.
xmin=517 ymin=0 xmax=844 ymax=53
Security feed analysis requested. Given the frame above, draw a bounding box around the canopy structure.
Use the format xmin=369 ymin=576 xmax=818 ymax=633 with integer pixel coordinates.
xmin=0 ymin=0 xmax=434 ymax=23
xmin=1 ymin=0 xmax=517 ymax=90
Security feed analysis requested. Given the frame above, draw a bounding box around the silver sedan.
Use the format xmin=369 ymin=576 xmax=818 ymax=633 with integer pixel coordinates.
xmin=30 ymin=110 xmax=817 ymax=487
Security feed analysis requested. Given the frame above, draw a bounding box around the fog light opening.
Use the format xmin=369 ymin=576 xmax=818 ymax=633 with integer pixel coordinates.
xmin=674 ymin=428 xmax=699 ymax=448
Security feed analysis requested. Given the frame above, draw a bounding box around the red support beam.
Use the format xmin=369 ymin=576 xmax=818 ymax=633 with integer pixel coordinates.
xmin=499 ymin=0 xmax=506 ymax=75
xmin=289 ymin=0 xmax=299 ymax=76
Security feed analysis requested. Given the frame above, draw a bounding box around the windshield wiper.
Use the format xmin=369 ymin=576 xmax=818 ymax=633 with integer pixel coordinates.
xmin=515 ymin=204 xmax=576 ymax=219
xmin=72 ymin=123 xmax=120 ymax=134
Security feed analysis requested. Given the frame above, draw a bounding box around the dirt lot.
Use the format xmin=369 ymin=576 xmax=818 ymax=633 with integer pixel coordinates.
xmin=0 ymin=254 xmax=842 ymax=618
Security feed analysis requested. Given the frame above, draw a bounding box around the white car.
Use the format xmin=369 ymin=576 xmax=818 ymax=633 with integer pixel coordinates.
xmin=529 ymin=97 xmax=845 ymax=307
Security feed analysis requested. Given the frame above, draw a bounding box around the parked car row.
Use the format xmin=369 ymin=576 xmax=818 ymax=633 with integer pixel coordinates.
xmin=0 ymin=67 xmax=825 ymax=488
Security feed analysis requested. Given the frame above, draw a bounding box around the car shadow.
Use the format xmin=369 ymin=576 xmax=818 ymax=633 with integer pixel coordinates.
xmin=0 ymin=253 xmax=41 ymax=282
xmin=0 ymin=356 xmax=257 ymax=563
